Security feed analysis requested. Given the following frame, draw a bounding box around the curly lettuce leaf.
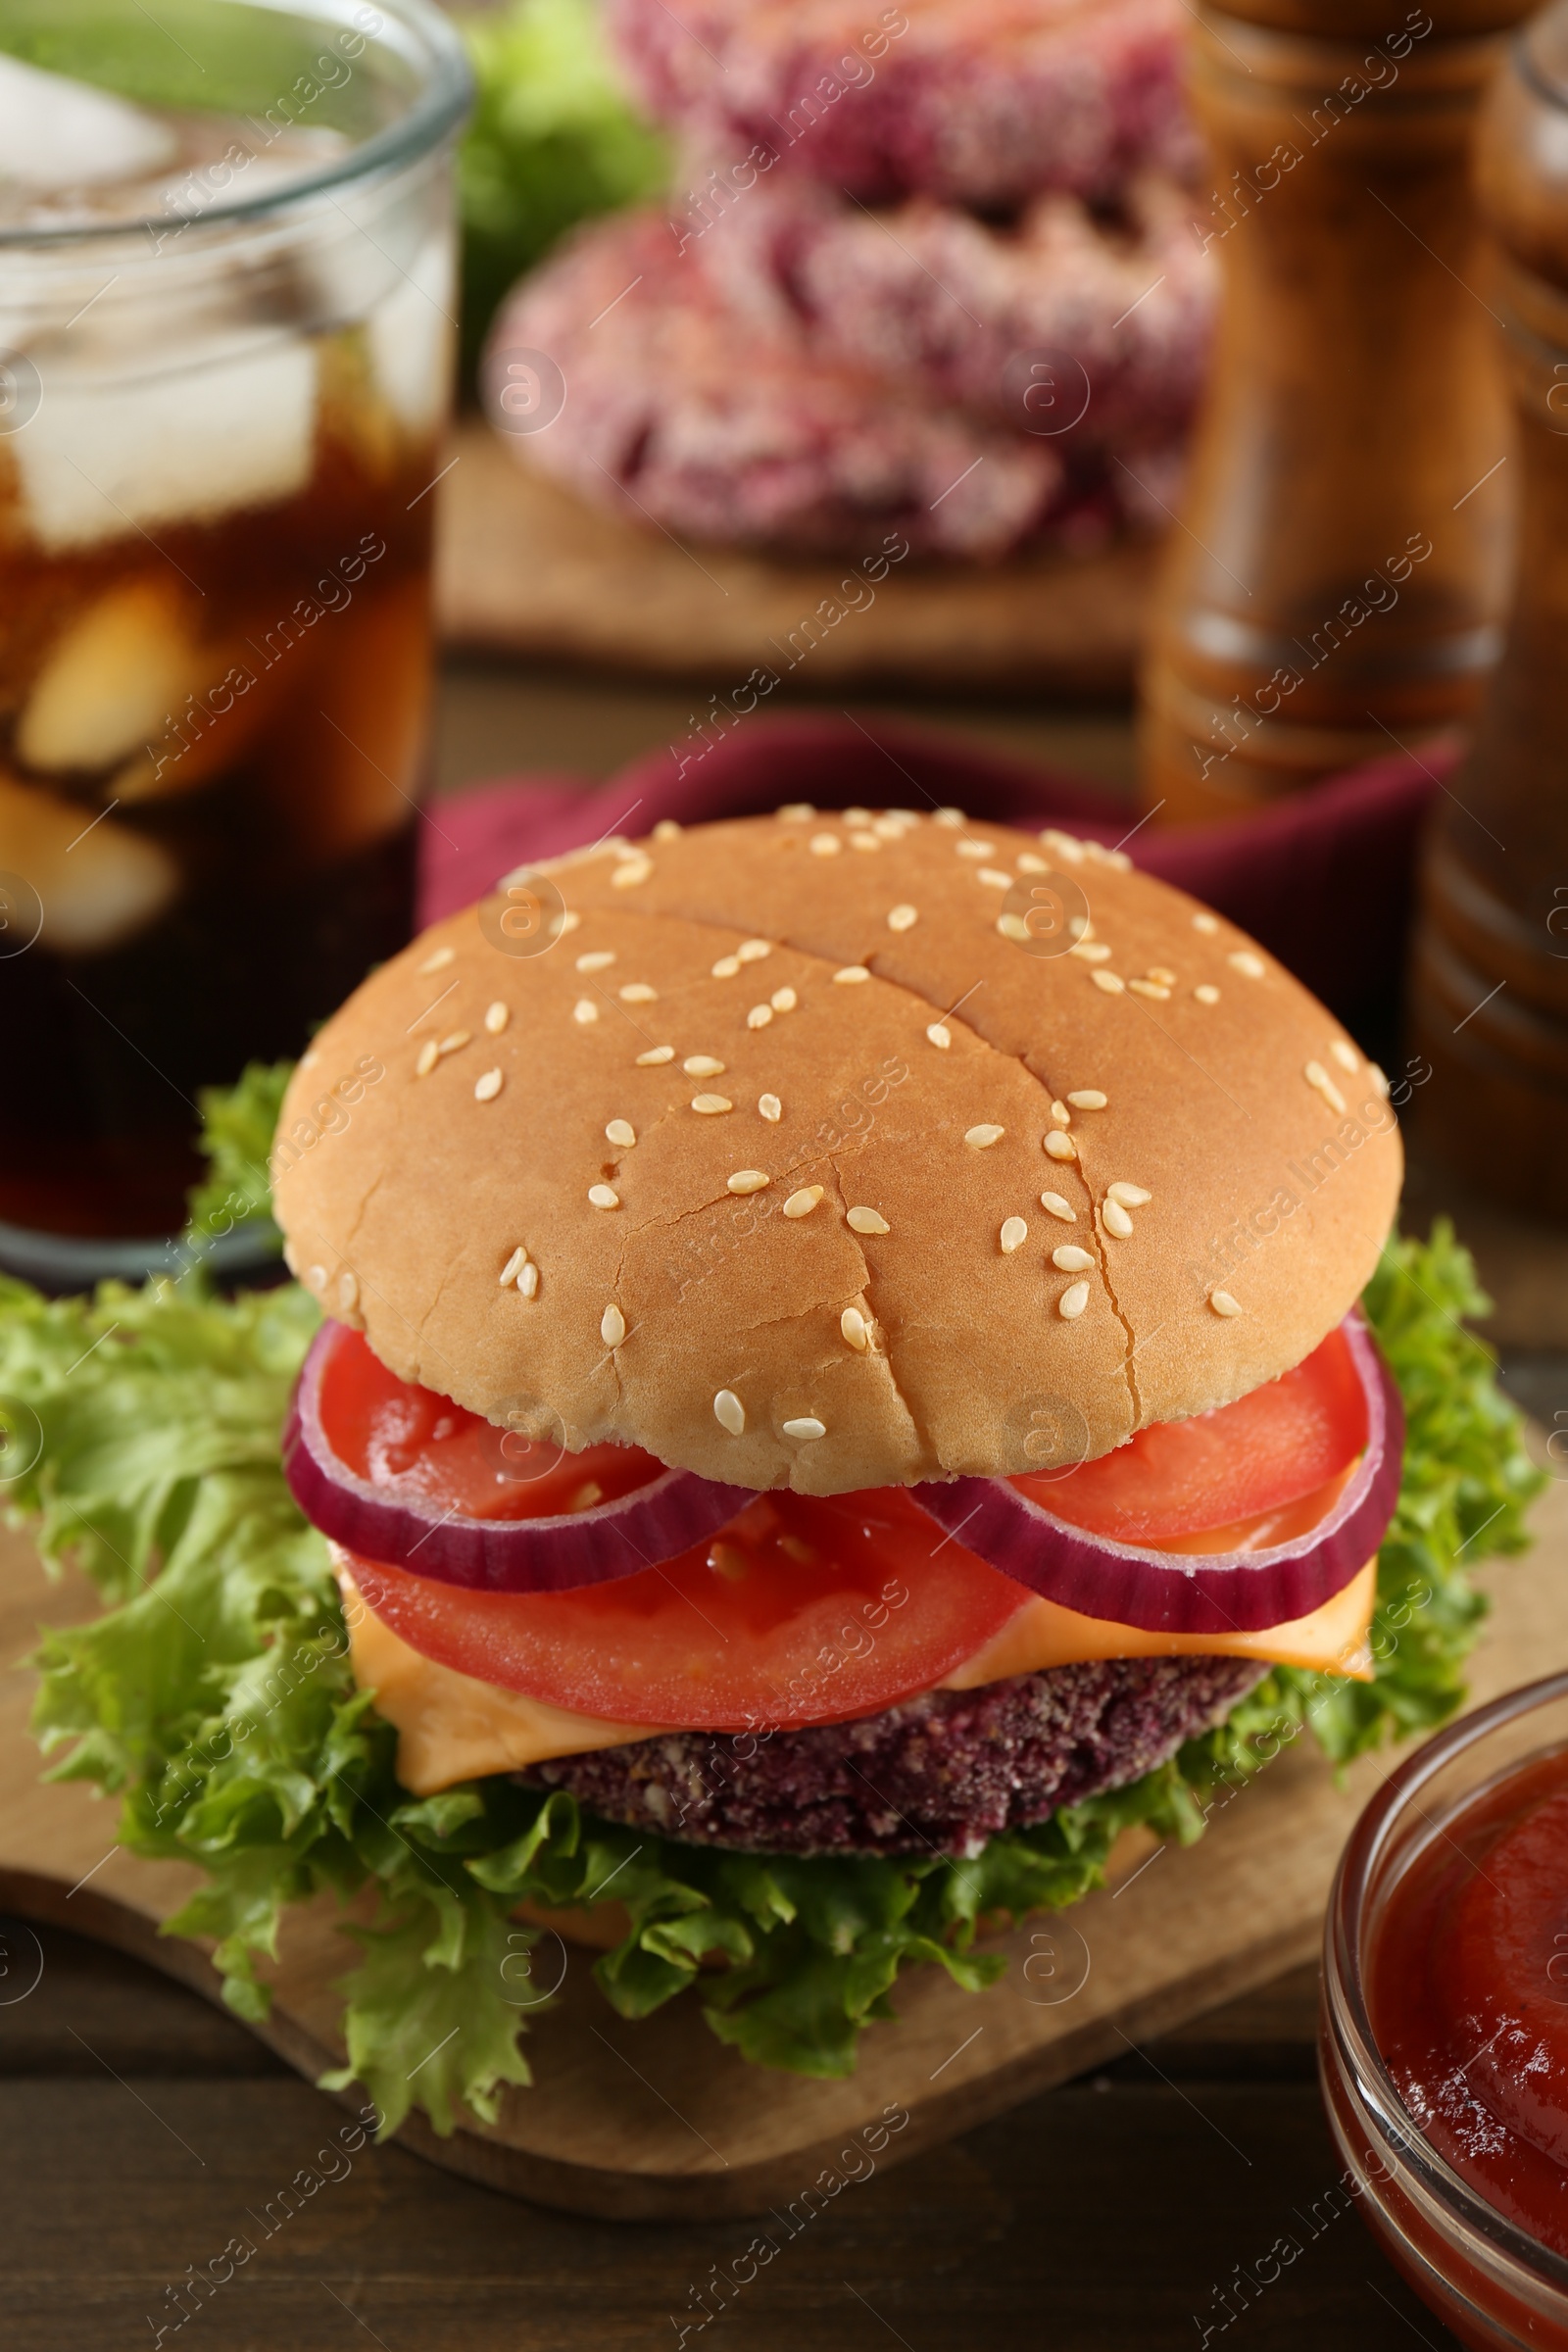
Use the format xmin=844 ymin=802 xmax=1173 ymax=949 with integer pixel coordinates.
xmin=9 ymin=1221 xmax=1544 ymax=2126
xmin=184 ymin=1058 xmax=293 ymax=1257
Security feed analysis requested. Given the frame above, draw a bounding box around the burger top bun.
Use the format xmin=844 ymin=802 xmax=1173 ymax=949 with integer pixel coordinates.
xmin=273 ymin=810 xmax=1402 ymax=1496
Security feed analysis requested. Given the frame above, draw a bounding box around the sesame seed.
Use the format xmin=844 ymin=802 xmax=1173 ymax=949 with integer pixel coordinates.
xmin=887 ymin=904 xmax=918 ymax=932
xmin=738 ymin=940 xmax=771 ymax=963
xmin=1044 ymin=1131 xmax=1076 ymax=1161
xmin=1129 ymin=978 xmax=1171 ymax=1000
xmin=601 ymin=1303 xmax=626 ymax=1346
xmin=588 ymin=1183 xmax=619 ymax=1209
xmin=1067 ymin=1090 xmax=1107 ymax=1110
xmin=1330 ymin=1039 xmax=1359 ymax=1073
xmin=555 ymin=909 xmax=582 ymax=936
xmin=713 ymin=1389 xmax=746 ymax=1436
xmin=605 ymin=1118 xmax=636 ymax=1148
xmin=1192 ymin=912 xmax=1219 ymax=933
xmin=1058 ymin=1281 xmax=1091 ymax=1319
xmin=1040 ymin=1193 xmax=1077 ymax=1222
xmin=784 ymin=1186 xmax=823 ymax=1218
xmin=782 ymin=1416 xmax=826 ymax=1442
xmin=1001 ymin=1216 xmax=1028 ymax=1253
xmin=518 ymin=1262 xmax=540 ymax=1298
xmin=1091 ymin=970 xmax=1126 ymax=995
xmin=1041 ymin=829 xmax=1087 ymax=865
xmin=418 ymin=945 xmax=455 ymax=973
xmin=1149 ymin=967 xmax=1177 ymax=987
xmin=841 ymin=1305 xmax=870 ymax=1351
xmin=977 ymin=867 xmax=1012 ymax=890
xmin=1228 ymin=950 xmax=1266 ymax=978
xmin=759 ymin=1094 xmax=782 ymax=1122
xmin=474 ymin=1067 xmax=504 ymax=1102
xmin=835 ymin=965 xmax=870 ymax=984
xmin=728 ymin=1170 xmax=769 ymax=1195
xmin=748 ymin=1004 xmax=773 ymax=1029
xmin=576 ymin=949 xmax=615 ymax=973
xmin=711 ymin=955 xmax=742 ymax=978
xmin=636 ymin=1046 xmax=674 ymax=1065
xmin=1107 ymin=1183 xmax=1152 ymax=1206
xmin=438 ymin=1030 xmax=470 ymax=1055
xmin=956 ymin=839 xmax=995 ymax=858
xmin=871 ymin=814 xmax=906 ymax=840
xmin=611 ymin=856 xmax=652 ymax=889
xmin=1016 ymin=853 xmax=1048 ymax=874
xmin=934 ymin=807 xmax=965 ymax=828
xmin=1195 ymin=984 xmax=1220 ymax=1005
xmin=926 ymin=1022 xmax=952 ymax=1050
xmin=653 ymin=818 xmax=682 ymax=842
xmin=338 ymin=1269 xmax=359 ymax=1312
xmin=998 ymin=913 xmax=1030 ymax=943
xmin=308 ymin=1264 xmax=326 ymax=1291
xmin=692 ymin=1095 xmax=732 ymax=1114
xmin=850 ymin=831 xmax=881 ymax=852
xmin=965 ymin=1124 xmax=1004 ymax=1150
xmin=685 ymin=1055 xmax=726 ymax=1076
xmin=1102 ymin=1199 xmax=1134 ymax=1239
xmin=619 ymin=983 xmax=658 ymax=1004
xmin=573 ymin=999 xmax=599 ymax=1025
xmin=770 ymin=987 xmax=797 ymax=1013
xmin=809 ymin=832 xmax=842 ymax=858
xmin=847 ymin=1205 xmax=890 ymax=1235
xmin=777 ymin=802 xmax=813 ymax=822
xmin=483 ymin=1005 xmax=510 ymax=1041
xmin=499 ymin=1247 xmax=528 ymax=1287
xmin=1210 ymin=1290 xmax=1244 ymax=1317
xmin=1069 ymin=941 xmax=1113 ymax=963
xmin=1368 ymin=1062 xmax=1390 ymax=1099
xmin=1053 ymin=1246 xmax=1094 ymax=1273
xmin=843 ymin=807 xmax=871 ymax=826
xmin=415 ymin=1039 xmax=439 ymax=1077
xmin=1305 ymin=1059 xmax=1348 ymax=1115
xmin=1051 ymin=1101 xmax=1071 ymax=1127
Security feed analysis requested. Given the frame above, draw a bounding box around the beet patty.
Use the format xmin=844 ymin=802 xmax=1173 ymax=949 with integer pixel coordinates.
xmin=525 ymin=1653 xmax=1267 ymax=1857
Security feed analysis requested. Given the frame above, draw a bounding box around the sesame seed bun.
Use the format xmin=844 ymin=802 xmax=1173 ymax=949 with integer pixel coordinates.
xmin=272 ymin=810 xmax=1401 ymax=1494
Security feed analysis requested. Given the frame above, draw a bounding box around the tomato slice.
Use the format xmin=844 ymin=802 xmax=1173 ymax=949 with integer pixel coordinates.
xmin=1014 ymin=1323 xmax=1368 ymax=1545
xmin=318 ymin=1324 xmax=663 ymax=1522
xmin=343 ymin=1490 xmax=1028 ymax=1730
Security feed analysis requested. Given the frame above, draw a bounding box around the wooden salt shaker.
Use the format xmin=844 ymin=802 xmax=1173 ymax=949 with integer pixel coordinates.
xmin=1407 ymin=6 xmax=1568 ymax=1214
xmin=1138 ymin=0 xmax=1523 ymax=821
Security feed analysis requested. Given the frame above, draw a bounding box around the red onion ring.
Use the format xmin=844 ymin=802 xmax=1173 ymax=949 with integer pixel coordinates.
xmin=282 ymin=1322 xmax=754 ymax=1594
xmin=909 ymin=1313 xmax=1403 ymax=1636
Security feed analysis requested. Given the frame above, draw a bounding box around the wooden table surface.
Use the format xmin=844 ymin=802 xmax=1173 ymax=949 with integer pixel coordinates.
xmin=9 ymin=670 xmax=1565 ymax=2349
xmin=0 ymin=1921 xmax=1461 ymax=2352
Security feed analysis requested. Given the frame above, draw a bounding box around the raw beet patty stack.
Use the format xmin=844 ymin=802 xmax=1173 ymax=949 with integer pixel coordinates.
xmin=484 ymin=0 xmax=1214 ymax=557
xmin=273 ymin=809 xmax=1405 ymax=1870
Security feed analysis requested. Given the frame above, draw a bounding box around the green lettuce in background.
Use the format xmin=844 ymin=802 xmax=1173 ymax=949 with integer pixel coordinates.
xmin=455 ymin=0 xmax=668 ymax=387
xmin=0 ymin=1200 xmax=1541 ymax=2136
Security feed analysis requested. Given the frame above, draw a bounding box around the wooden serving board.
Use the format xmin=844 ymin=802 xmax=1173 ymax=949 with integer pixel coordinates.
xmin=434 ymin=418 xmax=1158 ymax=699
xmin=4 ymin=1487 xmax=1566 ymax=2223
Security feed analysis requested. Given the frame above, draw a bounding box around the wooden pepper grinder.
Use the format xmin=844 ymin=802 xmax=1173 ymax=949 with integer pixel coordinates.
xmin=1139 ymin=0 xmax=1525 ymax=822
xmin=1407 ymin=5 xmax=1568 ymax=1214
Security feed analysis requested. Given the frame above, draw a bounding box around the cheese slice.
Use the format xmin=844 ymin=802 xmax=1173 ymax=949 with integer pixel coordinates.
xmin=339 ymin=1558 xmax=1378 ymax=1801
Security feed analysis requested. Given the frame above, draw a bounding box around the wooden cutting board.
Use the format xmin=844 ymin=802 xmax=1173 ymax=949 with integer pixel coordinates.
xmin=434 ymin=419 xmax=1158 ymax=698
xmin=4 ymin=1485 xmax=1566 ymax=2222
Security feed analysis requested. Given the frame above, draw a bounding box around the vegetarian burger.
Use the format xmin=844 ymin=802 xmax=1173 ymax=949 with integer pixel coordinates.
xmin=271 ymin=808 xmax=1405 ymax=1873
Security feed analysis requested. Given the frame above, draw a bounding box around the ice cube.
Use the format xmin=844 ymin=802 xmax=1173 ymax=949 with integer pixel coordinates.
xmin=14 ymin=329 xmax=318 ymax=551
xmin=0 ymin=53 xmax=175 ymax=193
xmin=368 ymin=233 xmax=456 ymax=436
xmin=18 ymin=577 xmax=203 ymax=772
xmin=0 ymin=771 xmax=176 ymax=954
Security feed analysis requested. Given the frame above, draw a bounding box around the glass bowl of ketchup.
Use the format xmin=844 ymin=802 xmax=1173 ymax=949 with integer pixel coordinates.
xmin=1322 ymin=1670 xmax=1568 ymax=2350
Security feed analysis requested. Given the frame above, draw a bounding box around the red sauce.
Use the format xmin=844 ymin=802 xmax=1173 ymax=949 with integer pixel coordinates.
xmin=1369 ymin=1744 xmax=1568 ymax=2258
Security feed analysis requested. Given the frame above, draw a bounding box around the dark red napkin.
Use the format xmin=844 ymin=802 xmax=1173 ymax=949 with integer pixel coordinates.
xmin=418 ymin=714 xmax=1449 ymax=1035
